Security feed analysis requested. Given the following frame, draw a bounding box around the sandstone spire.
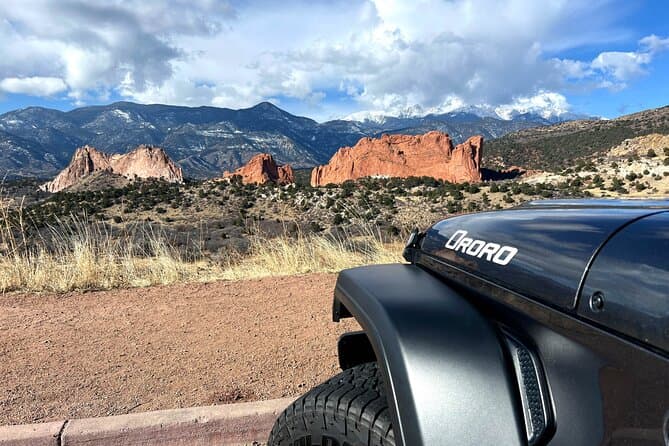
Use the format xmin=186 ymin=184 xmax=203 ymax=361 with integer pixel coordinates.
xmin=41 ymin=145 xmax=183 ymax=192
xmin=222 ymin=153 xmax=295 ymax=185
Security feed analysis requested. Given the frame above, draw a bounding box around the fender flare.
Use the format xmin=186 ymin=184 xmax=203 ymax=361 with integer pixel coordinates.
xmin=333 ymin=264 xmax=524 ymax=446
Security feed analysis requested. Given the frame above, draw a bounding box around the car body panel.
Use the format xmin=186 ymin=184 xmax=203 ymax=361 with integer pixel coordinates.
xmin=416 ymin=252 xmax=669 ymax=445
xmin=579 ymin=211 xmax=669 ymax=353
xmin=420 ymin=206 xmax=662 ymax=310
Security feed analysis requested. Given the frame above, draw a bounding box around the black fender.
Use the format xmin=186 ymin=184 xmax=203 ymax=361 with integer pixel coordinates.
xmin=333 ymin=264 xmax=525 ymax=446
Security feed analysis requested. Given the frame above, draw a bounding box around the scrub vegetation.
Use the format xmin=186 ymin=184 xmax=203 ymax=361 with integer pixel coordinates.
xmin=0 ymin=205 xmax=402 ymax=293
xmin=2 ymin=133 xmax=668 ymax=293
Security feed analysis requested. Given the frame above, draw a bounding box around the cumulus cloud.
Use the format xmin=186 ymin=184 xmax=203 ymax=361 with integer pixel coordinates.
xmin=639 ymin=34 xmax=669 ymax=54
xmin=0 ymin=0 xmax=233 ymax=102
xmin=591 ymin=51 xmax=651 ymax=82
xmin=495 ymin=92 xmax=571 ymax=120
xmin=0 ymin=0 xmax=666 ymax=119
xmin=0 ymin=76 xmax=67 ymax=96
xmin=562 ymin=33 xmax=669 ymax=90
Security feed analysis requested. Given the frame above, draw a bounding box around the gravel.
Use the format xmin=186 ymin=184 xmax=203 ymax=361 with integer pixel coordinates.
xmin=0 ymin=273 xmax=358 ymax=425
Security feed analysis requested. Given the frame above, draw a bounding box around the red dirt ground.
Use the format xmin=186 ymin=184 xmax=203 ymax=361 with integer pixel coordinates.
xmin=0 ymin=273 xmax=358 ymax=425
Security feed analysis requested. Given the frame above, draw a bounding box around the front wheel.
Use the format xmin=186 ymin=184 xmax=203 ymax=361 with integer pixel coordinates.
xmin=268 ymin=362 xmax=395 ymax=446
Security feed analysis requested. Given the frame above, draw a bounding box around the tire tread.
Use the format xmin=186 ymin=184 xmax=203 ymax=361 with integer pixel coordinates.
xmin=268 ymin=362 xmax=395 ymax=446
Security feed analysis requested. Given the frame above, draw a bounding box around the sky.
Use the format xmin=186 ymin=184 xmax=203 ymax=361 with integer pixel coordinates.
xmin=0 ymin=0 xmax=668 ymax=121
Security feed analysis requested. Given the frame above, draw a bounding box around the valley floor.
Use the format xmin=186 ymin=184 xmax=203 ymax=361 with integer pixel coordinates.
xmin=0 ymin=273 xmax=357 ymax=425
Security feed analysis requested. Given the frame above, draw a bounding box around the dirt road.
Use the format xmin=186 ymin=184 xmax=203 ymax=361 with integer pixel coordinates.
xmin=0 ymin=274 xmax=358 ymax=425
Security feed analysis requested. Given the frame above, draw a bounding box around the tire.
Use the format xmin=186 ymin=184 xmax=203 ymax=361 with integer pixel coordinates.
xmin=268 ymin=362 xmax=395 ymax=446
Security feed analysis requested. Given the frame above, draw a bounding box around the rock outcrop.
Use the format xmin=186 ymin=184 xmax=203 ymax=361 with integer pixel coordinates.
xmin=310 ymin=131 xmax=483 ymax=186
xmin=222 ymin=153 xmax=295 ymax=185
xmin=609 ymin=133 xmax=669 ymax=158
xmin=109 ymin=145 xmax=183 ymax=183
xmin=41 ymin=145 xmax=183 ymax=192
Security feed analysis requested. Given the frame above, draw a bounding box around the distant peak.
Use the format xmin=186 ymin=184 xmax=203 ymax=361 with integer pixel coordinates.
xmin=108 ymin=101 xmax=138 ymax=107
xmin=251 ymin=101 xmax=281 ymax=111
xmin=21 ymin=106 xmax=49 ymax=112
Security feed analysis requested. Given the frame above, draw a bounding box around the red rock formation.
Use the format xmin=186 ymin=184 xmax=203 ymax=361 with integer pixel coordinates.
xmin=110 ymin=145 xmax=183 ymax=183
xmin=41 ymin=145 xmax=183 ymax=192
xmin=277 ymin=164 xmax=295 ymax=185
xmin=222 ymin=153 xmax=295 ymax=185
xmin=310 ymin=131 xmax=482 ymax=186
xmin=40 ymin=145 xmax=111 ymax=192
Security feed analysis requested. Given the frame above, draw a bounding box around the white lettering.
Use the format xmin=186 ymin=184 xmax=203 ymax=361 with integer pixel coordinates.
xmin=493 ymin=246 xmax=518 ymax=265
xmin=445 ymin=230 xmax=467 ymax=249
xmin=466 ymin=240 xmax=486 ymax=256
xmin=443 ymin=230 xmax=518 ymax=266
xmin=477 ymin=243 xmax=500 ymax=261
xmin=456 ymin=237 xmax=473 ymax=253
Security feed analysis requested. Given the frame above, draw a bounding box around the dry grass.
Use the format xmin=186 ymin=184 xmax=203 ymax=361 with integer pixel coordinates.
xmin=0 ymin=202 xmax=403 ymax=293
xmin=0 ymin=216 xmax=221 ymax=293
xmin=222 ymin=228 xmax=404 ymax=281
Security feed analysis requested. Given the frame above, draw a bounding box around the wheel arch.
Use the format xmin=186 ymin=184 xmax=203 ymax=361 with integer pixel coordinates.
xmin=333 ymin=264 xmax=525 ymax=446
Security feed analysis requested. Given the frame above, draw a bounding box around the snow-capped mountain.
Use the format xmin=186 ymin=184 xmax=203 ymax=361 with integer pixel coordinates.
xmin=0 ymin=100 xmax=582 ymax=179
xmin=343 ymin=101 xmax=592 ymax=124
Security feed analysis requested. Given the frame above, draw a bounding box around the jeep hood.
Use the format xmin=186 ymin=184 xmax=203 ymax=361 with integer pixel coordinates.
xmin=417 ymin=199 xmax=669 ymax=311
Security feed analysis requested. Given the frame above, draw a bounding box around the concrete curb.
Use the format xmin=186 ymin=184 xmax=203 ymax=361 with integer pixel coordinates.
xmin=1 ymin=397 xmax=294 ymax=446
xmin=0 ymin=421 xmax=64 ymax=446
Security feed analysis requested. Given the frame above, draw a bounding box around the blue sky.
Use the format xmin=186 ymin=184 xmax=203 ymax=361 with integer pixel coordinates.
xmin=0 ymin=0 xmax=668 ymax=121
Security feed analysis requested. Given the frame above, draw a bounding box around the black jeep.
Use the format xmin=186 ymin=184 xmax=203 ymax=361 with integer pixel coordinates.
xmin=269 ymin=199 xmax=669 ymax=446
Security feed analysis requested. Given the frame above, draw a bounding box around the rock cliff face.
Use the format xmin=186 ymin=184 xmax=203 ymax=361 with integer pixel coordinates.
xmin=109 ymin=145 xmax=183 ymax=183
xmin=41 ymin=145 xmax=183 ymax=192
xmin=310 ymin=131 xmax=482 ymax=186
xmin=222 ymin=153 xmax=294 ymax=185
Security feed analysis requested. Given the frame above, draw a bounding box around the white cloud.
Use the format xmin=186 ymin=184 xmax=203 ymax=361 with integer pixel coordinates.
xmin=591 ymin=51 xmax=651 ymax=81
xmin=0 ymin=0 xmax=666 ymax=119
xmin=566 ymin=33 xmax=669 ymax=91
xmin=0 ymin=0 xmax=232 ymax=102
xmin=495 ymin=92 xmax=570 ymax=120
xmin=639 ymin=34 xmax=669 ymax=54
xmin=0 ymin=76 xmax=67 ymax=96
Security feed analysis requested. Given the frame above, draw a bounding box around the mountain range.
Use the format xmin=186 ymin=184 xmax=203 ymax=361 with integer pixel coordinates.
xmin=0 ymin=101 xmax=572 ymax=179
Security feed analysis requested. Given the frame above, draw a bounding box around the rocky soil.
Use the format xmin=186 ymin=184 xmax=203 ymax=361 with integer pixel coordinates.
xmin=0 ymin=273 xmax=357 ymax=425
xmin=524 ymin=133 xmax=669 ymax=197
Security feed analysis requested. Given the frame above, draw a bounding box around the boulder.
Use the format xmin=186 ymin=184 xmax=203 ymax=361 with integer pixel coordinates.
xmin=310 ymin=131 xmax=483 ymax=186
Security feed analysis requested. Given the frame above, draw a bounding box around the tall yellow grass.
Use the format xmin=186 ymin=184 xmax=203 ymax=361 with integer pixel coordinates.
xmin=222 ymin=227 xmax=403 ymax=281
xmin=0 ymin=204 xmax=403 ymax=293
